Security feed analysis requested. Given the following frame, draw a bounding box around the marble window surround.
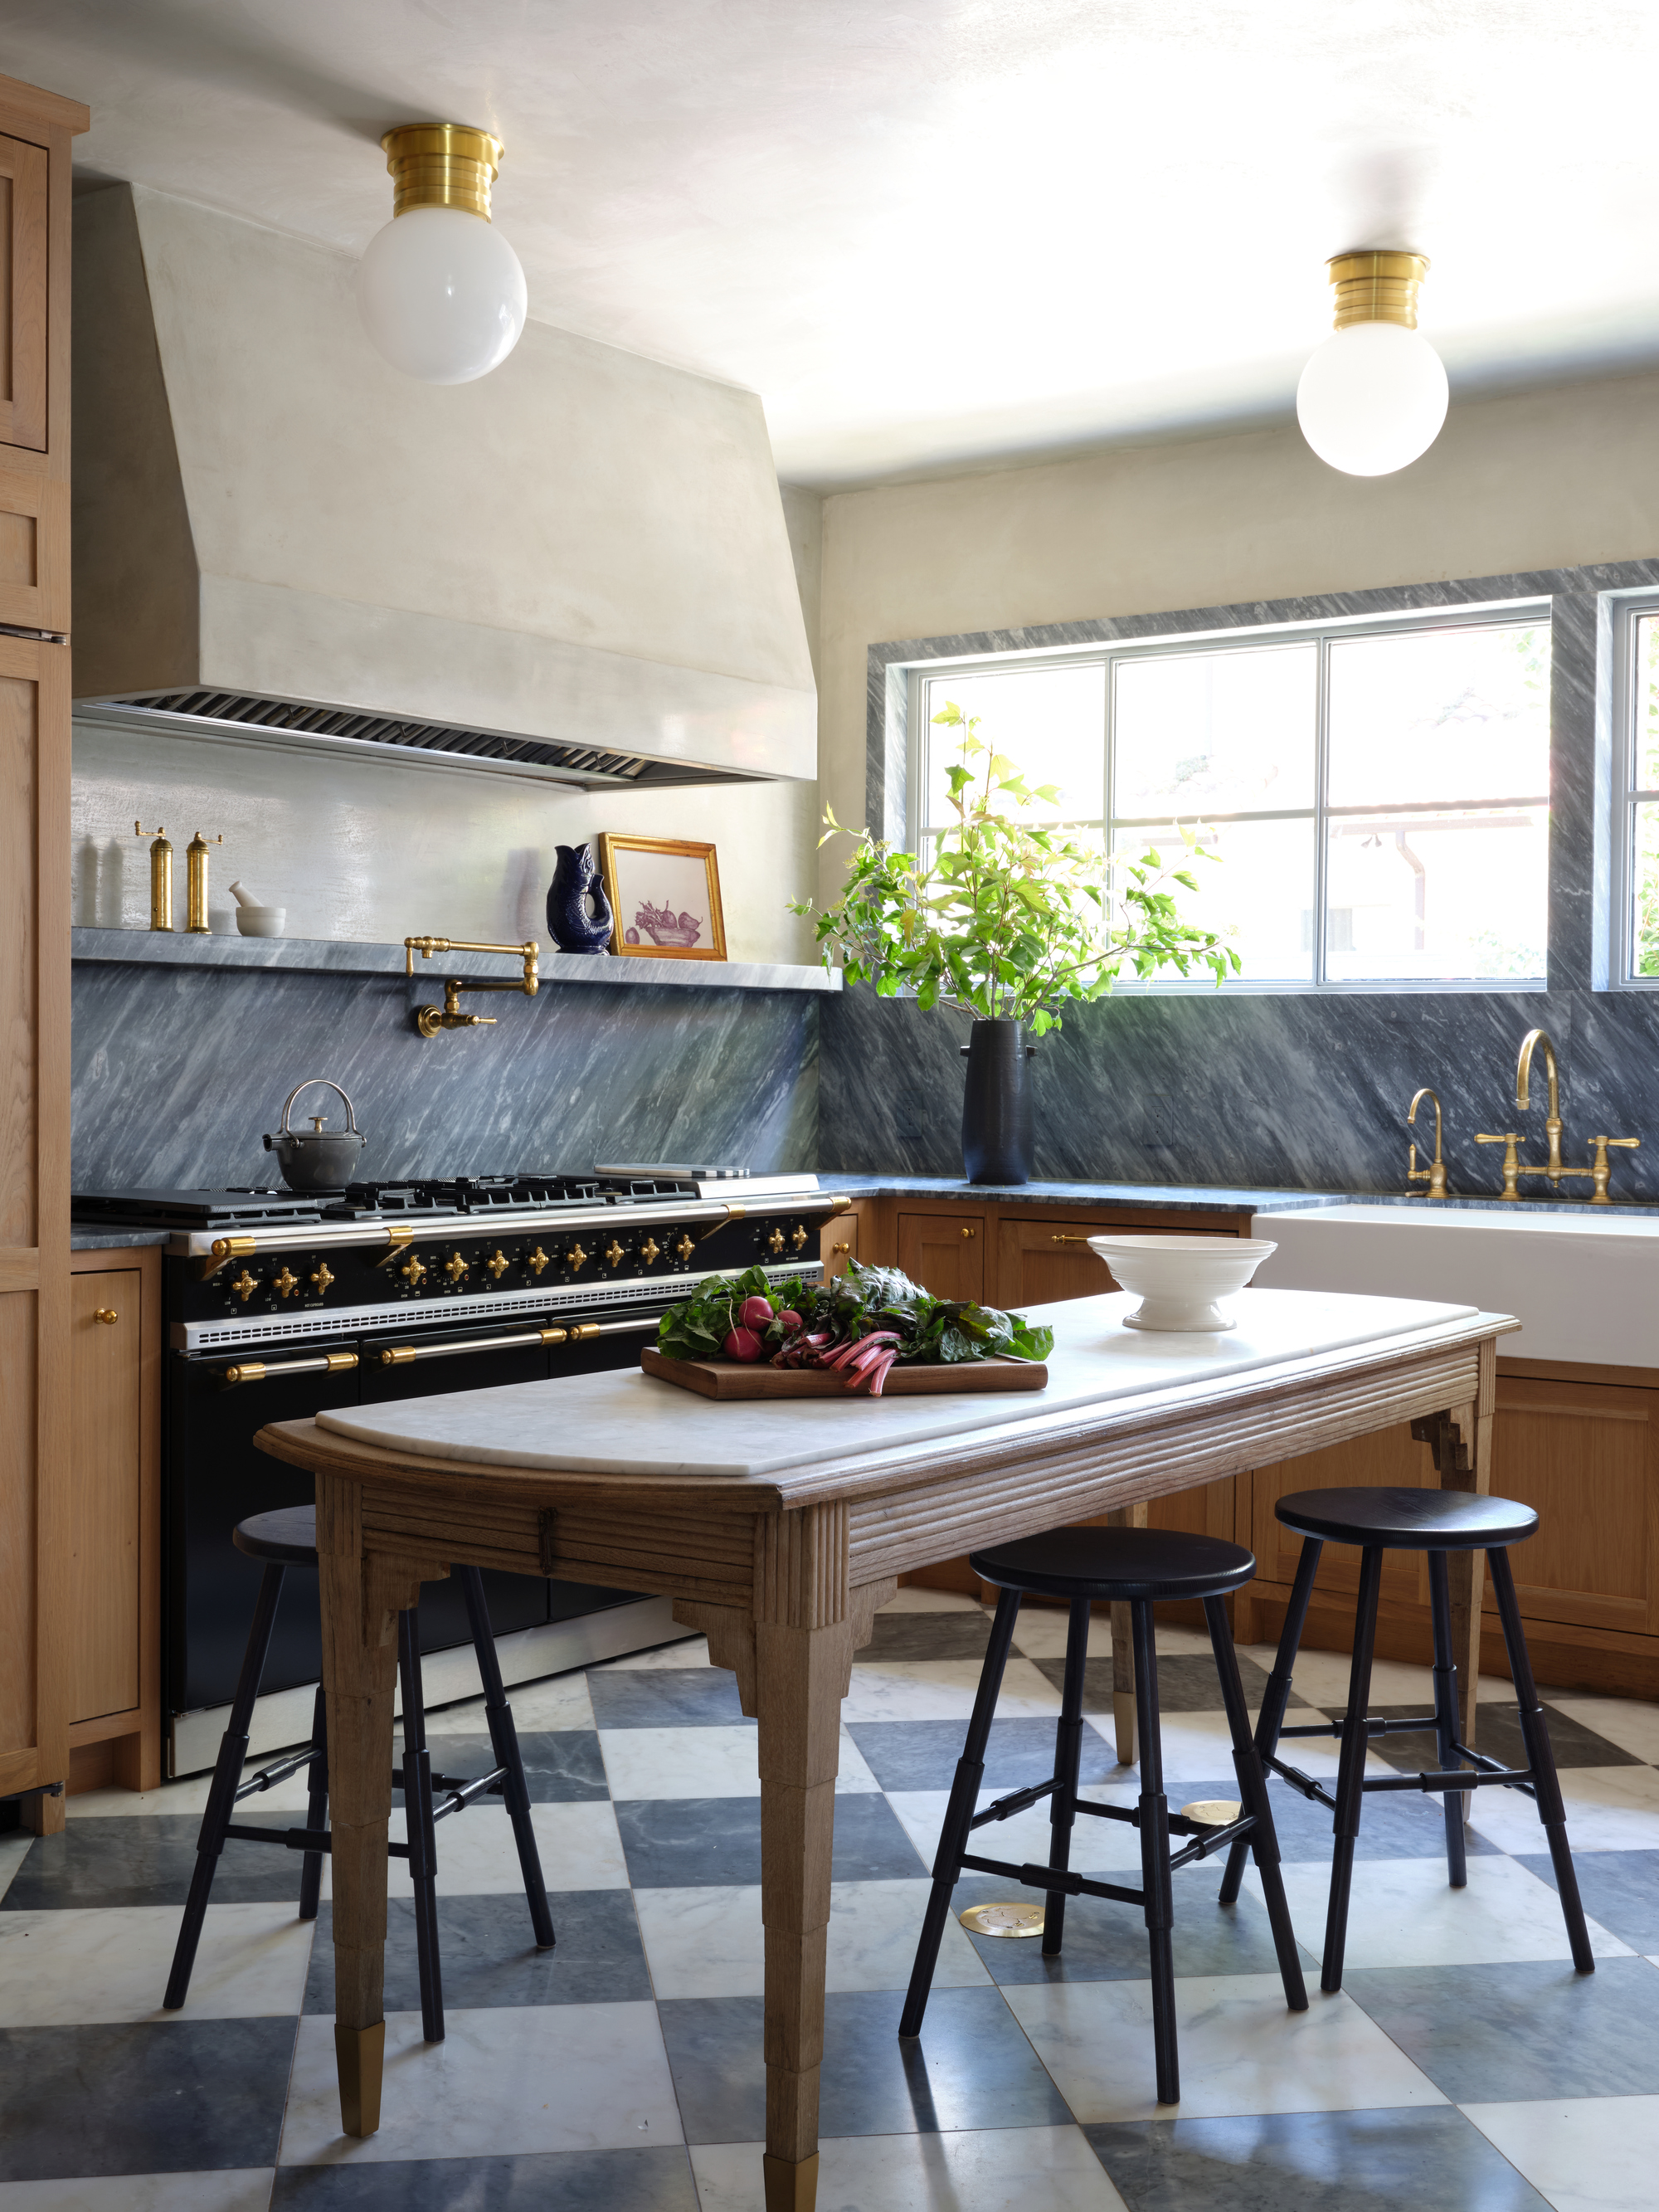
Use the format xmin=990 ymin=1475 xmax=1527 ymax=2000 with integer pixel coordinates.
xmin=824 ymin=561 xmax=1659 ymax=1191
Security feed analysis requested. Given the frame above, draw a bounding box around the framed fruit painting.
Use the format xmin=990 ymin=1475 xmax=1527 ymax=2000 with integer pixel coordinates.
xmin=596 ymin=834 xmax=727 ymax=962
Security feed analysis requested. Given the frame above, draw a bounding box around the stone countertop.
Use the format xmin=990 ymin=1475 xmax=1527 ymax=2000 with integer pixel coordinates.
xmin=70 ymin=1228 xmax=172 ymax=1250
xmin=816 ymin=1173 xmax=1338 ymax=1214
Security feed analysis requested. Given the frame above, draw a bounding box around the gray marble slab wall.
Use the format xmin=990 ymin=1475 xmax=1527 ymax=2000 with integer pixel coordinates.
xmin=72 ymin=960 xmax=817 ymax=1191
xmin=829 ymin=561 xmax=1659 ymax=1202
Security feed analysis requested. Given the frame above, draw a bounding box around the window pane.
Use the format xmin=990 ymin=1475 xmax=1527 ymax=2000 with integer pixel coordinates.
xmin=922 ymin=664 xmax=1105 ymax=830
xmin=1326 ymin=622 xmax=1550 ymax=809
xmin=1322 ymin=806 xmax=1548 ymax=982
xmin=1635 ymin=801 xmax=1659 ymax=977
xmin=1112 ymin=645 xmax=1316 ymax=817
xmin=1113 ymin=816 xmax=1316 ymax=982
xmin=1635 ymin=618 xmax=1659 ymax=793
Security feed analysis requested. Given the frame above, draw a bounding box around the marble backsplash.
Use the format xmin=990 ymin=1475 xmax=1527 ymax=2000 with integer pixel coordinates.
xmin=71 ymin=957 xmax=818 ymax=1193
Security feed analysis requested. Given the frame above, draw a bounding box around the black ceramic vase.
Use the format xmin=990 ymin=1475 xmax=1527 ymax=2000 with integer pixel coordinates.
xmin=960 ymin=1018 xmax=1035 ymax=1185
xmin=546 ymin=842 xmax=613 ymax=955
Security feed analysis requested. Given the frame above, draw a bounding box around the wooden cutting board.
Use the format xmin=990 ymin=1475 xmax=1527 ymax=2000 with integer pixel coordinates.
xmin=640 ymin=1346 xmax=1048 ymax=1400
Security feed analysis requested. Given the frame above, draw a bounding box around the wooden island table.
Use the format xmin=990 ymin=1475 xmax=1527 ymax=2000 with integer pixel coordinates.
xmin=256 ymin=1286 xmax=1514 ymax=2210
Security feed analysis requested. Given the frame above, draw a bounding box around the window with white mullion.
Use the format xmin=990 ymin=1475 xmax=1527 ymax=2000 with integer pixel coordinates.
xmin=1620 ymin=603 xmax=1659 ymax=982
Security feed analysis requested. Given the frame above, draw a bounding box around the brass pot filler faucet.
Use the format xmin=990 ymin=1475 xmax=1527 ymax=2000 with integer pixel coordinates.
xmin=405 ymin=936 xmax=539 ymax=1039
xmin=1406 ymin=1026 xmax=1639 ymax=1203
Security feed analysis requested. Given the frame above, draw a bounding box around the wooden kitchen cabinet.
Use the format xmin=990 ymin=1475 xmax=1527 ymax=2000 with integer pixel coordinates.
xmin=897 ymin=1209 xmax=985 ymax=1303
xmin=820 ymin=1209 xmax=860 ymax=1278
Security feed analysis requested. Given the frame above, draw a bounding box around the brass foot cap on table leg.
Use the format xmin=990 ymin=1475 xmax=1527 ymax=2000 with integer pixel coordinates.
xmin=763 ymin=2150 xmax=820 ymax=2211
xmin=335 ymin=2020 xmax=386 ymax=2136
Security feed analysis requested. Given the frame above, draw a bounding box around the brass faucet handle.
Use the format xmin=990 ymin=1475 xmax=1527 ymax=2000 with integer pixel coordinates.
xmin=1588 ymin=1134 xmax=1641 ymax=1205
xmin=1475 ymin=1132 xmax=1522 ymax=1202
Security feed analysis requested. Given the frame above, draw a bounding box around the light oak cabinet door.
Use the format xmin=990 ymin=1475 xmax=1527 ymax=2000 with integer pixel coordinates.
xmin=898 ymin=1211 xmax=985 ymax=1303
xmin=1489 ymin=1378 xmax=1659 ymax=1638
xmin=0 ymin=129 xmax=46 ymax=453
xmin=67 ymin=1272 xmax=142 ymax=1722
xmin=0 ymin=465 xmax=66 ymax=631
xmin=1248 ymin=1424 xmax=1439 ymax=1618
xmin=821 ymin=1211 xmax=859 ymax=1279
xmin=995 ymin=1216 xmax=1110 ymax=1307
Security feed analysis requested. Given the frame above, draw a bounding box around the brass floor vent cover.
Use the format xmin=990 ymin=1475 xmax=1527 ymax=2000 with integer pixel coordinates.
xmin=959 ymin=1901 xmax=1046 ymax=1939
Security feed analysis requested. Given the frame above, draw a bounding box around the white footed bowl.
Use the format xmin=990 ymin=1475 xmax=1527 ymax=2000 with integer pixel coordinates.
xmin=236 ymin=907 xmax=286 ymax=938
xmin=1087 ymin=1234 xmax=1278 ymax=1333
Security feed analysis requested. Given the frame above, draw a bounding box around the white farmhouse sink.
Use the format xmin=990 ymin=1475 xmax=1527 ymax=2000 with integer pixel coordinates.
xmin=1250 ymin=1204 xmax=1659 ymax=1368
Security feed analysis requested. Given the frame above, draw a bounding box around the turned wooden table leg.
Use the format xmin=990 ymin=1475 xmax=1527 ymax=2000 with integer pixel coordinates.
xmin=315 ymin=1473 xmax=421 ymax=2137
xmin=1413 ymin=1340 xmax=1496 ymax=1825
xmin=1107 ymin=1501 xmax=1149 ymax=1766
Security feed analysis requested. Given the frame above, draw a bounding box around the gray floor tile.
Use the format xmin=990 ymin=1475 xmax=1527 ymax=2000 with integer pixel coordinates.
xmin=951 ymin=1872 xmax=1298 ymax=1984
xmin=1344 ymin=1956 xmax=1659 ymax=2101
xmin=1179 ymin=1776 xmax=1501 ymax=1864
xmin=0 ymin=1815 xmax=306 ymax=1911
xmin=302 ymin=1891 xmax=651 ymax=2013
xmin=586 ymin=1669 xmax=753 ymax=1730
xmin=1034 ymin=1653 xmax=1271 ymax=1714
xmin=847 ymin=1715 xmax=1121 ymax=1792
xmin=1084 ymin=2106 xmax=1552 ymax=2210
xmin=405 ymin=1729 xmax=610 ymax=1803
xmin=856 ymin=1611 xmax=993 ymax=1662
xmin=658 ymin=1985 xmax=1072 ymax=2143
xmin=0 ymin=2018 xmax=296 ymax=2180
xmin=1359 ymin=1703 xmax=1643 ymax=1774
xmin=615 ymin=1793 xmax=923 ymax=1888
xmin=1515 ymin=1849 xmax=1659 ymax=1950
xmin=270 ymin=2146 xmax=699 ymax=2207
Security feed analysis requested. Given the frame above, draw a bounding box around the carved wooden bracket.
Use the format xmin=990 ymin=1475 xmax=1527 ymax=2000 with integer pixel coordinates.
xmin=1410 ymin=1408 xmax=1474 ymax=1482
xmin=364 ymin=1551 xmax=448 ymax=1649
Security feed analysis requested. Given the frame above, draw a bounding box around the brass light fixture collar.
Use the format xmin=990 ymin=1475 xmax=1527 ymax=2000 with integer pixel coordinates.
xmin=382 ymin=124 xmax=504 ymax=222
xmin=1326 ymin=251 xmax=1429 ymax=331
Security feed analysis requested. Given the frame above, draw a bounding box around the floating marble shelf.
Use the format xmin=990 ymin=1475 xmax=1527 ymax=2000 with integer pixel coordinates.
xmin=68 ymin=928 xmax=840 ymax=994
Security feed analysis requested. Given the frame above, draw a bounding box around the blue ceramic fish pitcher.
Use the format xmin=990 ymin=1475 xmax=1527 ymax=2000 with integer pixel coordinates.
xmin=546 ymin=842 xmax=613 ymax=955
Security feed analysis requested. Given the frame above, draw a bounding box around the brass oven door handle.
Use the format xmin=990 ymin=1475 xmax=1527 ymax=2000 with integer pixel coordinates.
xmin=221 ymin=1352 xmax=359 ymax=1386
xmin=377 ymin=1328 xmax=571 ymax=1366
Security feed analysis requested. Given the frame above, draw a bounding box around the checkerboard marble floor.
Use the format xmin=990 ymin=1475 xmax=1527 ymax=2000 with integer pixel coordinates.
xmin=6 ymin=1584 xmax=1659 ymax=2210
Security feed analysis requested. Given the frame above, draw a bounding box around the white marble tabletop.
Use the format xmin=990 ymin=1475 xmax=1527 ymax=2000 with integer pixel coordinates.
xmin=317 ymin=1286 xmax=1487 ymax=1479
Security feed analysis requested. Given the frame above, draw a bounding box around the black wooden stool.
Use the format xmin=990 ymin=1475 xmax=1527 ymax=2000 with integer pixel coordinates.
xmin=1217 ymin=1486 xmax=1594 ymax=1991
xmin=163 ymin=1504 xmax=555 ymax=2036
xmin=899 ymin=1524 xmax=1306 ymax=2105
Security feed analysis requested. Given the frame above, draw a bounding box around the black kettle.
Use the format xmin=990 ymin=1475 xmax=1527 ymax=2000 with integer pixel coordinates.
xmin=263 ymin=1078 xmax=367 ymax=1191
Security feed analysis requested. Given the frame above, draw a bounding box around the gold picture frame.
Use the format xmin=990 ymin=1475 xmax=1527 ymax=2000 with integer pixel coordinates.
xmin=596 ymin=834 xmax=727 ymax=962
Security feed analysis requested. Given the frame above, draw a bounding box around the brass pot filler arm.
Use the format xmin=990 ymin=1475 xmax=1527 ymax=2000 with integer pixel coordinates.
xmin=1399 ymin=1026 xmax=1641 ymax=1205
xmin=405 ymin=936 xmax=539 ymax=1039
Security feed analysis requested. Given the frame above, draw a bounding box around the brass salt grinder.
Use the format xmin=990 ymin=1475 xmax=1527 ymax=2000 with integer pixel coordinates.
xmin=135 ymin=821 xmax=173 ymax=932
xmin=185 ymin=830 xmax=222 ymax=934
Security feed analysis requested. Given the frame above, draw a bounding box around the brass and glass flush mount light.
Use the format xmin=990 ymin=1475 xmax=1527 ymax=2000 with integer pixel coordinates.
xmin=357 ymin=124 xmax=528 ymax=384
xmin=1296 ymin=251 xmax=1449 ymax=477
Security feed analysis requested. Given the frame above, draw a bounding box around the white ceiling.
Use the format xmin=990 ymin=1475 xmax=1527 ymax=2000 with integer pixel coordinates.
xmin=10 ymin=0 xmax=1659 ymax=486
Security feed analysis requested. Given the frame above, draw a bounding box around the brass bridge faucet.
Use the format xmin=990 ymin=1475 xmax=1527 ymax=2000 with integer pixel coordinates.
xmin=1476 ymin=1026 xmax=1640 ymax=1202
xmin=405 ymin=936 xmax=539 ymax=1040
xmin=1405 ymin=1088 xmax=1449 ymax=1197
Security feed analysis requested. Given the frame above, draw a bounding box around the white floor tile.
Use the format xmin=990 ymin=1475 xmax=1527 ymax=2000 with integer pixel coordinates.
xmin=1238 ymin=1645 xmax=1513 ymax=1711
xmin=0 ymin=1833 xmax=32 ymax=1899
xmin=1469 ymin=1764 xmax=1659 ymax=1854
xmin=1010 ymin=1608 xmax=1113 ymax=1660
xmin=1005 ymin=1974 xmax=1447 ymax=2122
xmin=594 ymin=1635 xmax=712 ymax=1672
xmin=0 ymin=2175 xmax=274 ymax=2211
xmin=427 ymin=1669 xmax=594 ymax=1733
xmin=1242 ymin=1853 xmax=1632 ymax=1971
xmin=601 ymin=1723 xmax=759 ymax=1800
xmin=887 ymin=1783 xmax=1149 ymax=1877
xmin=1100 ymin=1706 xmax=1360 ymax=1783
xmin=1548 ymin=1696 xmax=1659 ymax=1765
xmin=69 ymin=1768 xmax=319 ymax=1821
xmin=877 ymin=1587 xmax=986 ymax=1615
xmin=355 ymin=1799 xmax=628 ymax=1897
xmin=839 ymin=1657 xmax=1062 ymax=1722
xmin=0 ymin=1903 xmax=314 ymax=2025
xmin=833 ymin=1728 xmax=883 ymax=1793
xmin=278 ymin=2000 xmax=683 ymax=2165
xmin=691 ymin=2124 xmax=1126 ymax=2211
xmin=634 ymin=1878 xmax=990 ymax=2000
xmin=1463 ymin=2093 xmax=1659 ymax=2210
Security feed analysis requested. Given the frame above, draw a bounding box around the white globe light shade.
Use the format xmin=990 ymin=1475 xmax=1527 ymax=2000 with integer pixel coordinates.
xmin=356 ymin=205 xmax=527 ymax=385
xmin=1296 ymin=321 xmax=1449 ymax=477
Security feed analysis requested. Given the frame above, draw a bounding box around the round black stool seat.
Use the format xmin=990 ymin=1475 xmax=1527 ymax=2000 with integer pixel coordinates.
xmin=1276 ymin=1487 xmax=1538 ymax=1551
xmin=970 ymin=1523 xmax=1256 ymax=1603
xmin=232 ymin=1504 xmax=319 ymax=1566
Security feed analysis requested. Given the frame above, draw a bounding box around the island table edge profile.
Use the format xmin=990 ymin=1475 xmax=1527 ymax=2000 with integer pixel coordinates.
xmin=253 ymin=1302 xmax=1511 ymax=2208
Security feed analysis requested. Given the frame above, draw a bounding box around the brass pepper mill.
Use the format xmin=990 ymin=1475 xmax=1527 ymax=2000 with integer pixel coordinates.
xmin=185 ymin=830 xmax=223 ymax=935
xmin=135 ymin=821 xmax=173 ymax=932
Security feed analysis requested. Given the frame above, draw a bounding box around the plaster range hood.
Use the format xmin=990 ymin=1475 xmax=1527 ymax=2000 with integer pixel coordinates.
xmin=71 ymin=186 xmax=816 ymax=791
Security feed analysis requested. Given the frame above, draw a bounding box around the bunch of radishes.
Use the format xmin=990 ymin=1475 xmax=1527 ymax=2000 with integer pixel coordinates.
xmin=722 ymin=1290 xmax=904 ymax=1396
xmin=721 ymin=1292 xmax=803 ymax=1365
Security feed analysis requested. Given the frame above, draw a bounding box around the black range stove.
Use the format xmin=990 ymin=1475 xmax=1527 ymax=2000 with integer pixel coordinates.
xmin=75 ymin=1167 xmax=844 ymax=1774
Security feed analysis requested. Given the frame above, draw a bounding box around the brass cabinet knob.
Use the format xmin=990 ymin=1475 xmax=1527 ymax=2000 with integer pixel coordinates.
xmin=93 ymin=1307 xmax=119 ymax=1324
xmin=674 ymin=1234 xmax=694 ymax=1264
xmin=231 ymin=1269 xmax=258 ymax=1303
xmin=640 ymin=1237 xmax=660 ymax=1264
xmin=767 ymin=1227 xmax=786 ymax=1255
xmin=527 ymin=1245 xmax=550 ymax=1275
xmin=401 ymin=1256 xmax=426 ymax=1286
xmin=309 ymin=1262 xmax=335 ymax=1294
xmin=272 ymin=1267 xmax=299 ymax=1299
xmin=568 ymin=1243 xmax=588 ymax=1271
xmin=486 ymin=1249 xmax=510 ymax=1279
xmin=961 ymin=1225 xmax=977 ymax=1240
xmin=791 ymin=1225 xmax=808 ymax=1251
xmin=604 ymin=1240 xmax=625 ymax=1268
xmin=444 ymin=1252 xmax=469 ymax=1283
xmin=831 ymin=1241 xmax=852 ymax=1256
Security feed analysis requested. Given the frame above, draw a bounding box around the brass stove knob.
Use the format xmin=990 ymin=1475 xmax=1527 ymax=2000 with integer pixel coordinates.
xmin=790 ymin=1224 xmax=808 ymax=1251
xmin=568 ymin=1243 xmax=588 ymax=1271
xmin=444 ymin=1252 xmax=469 ymax=1283
xmin=272 ymin=1266 xmax=299 ymax=1299
xmin=640 ymin=1237 xmax=660 ymax=1264
xmin=309 ymin=1261 xmax=335 ymax=1294
xmin=231 ymin=1269 xmax=259 ymax=1303
xmin=485 ymin=1249 xmax=510 ymax=1279
xmin=401 ymin=1256 xmax=426 ymax=1286
xmin=527 ymin=1245 xmax=550 ymax=1275
xmin=604 ymin=1239 xmax=625 ymax=1268
xmin=674 ymin=1234 xmax=694 ymax=1264
xmin=767 ymin=1227 xmax=786 ymax=1255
